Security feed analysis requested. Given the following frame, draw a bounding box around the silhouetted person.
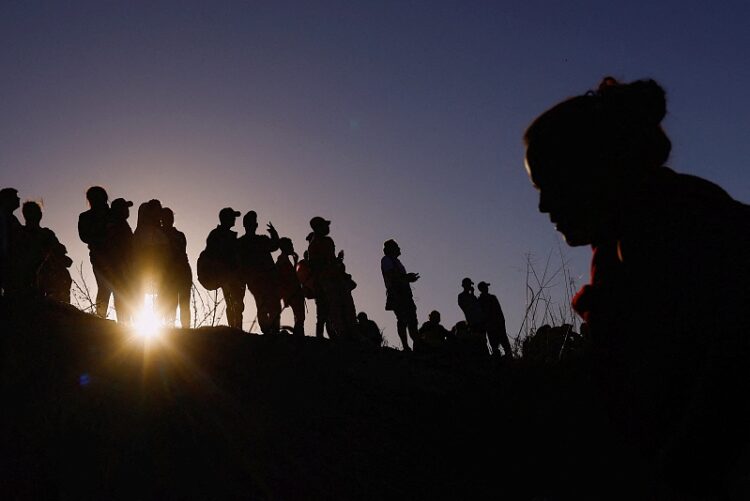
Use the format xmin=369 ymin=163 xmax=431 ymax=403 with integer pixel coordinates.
xmin=277 ymin=237 xmax=305 ymax=336
xmin=477 ymin=281 xmax=512 ymax=358
xmin=161 ymin=207 xmax=193 ymax=328
xmin=524 ymin=77 xmax=750 ymax=495
xmin=133 ymin=199 xmax=169 ymax=313
xmin=307 ymin=217 xmax=356 ymax=338
xmin=457 ymin=278 xmax=485 ymax=334
xmin=205 ymin=208 xmax=244 ymax=329
xmin=0 ymin=188 xmax=22 ymax=296
xmin=106 ymin=198 xmax=135 ymax=322
xmin=78 ymin=186 xmax=112 ymax=316
xmin=417 ymin=310 xmax=450 ymax=352
xmin=298 ymin=237 xmax=330 ymax=338
xmin=356 ymin=312 xmax=382 ymax=347
xmin=237 ymin=211 xmax=281 ymax=335
xmin=20 ymin=201 xmax=72 ymax=302
xmin=381 ymin=239 xmax=419 ymax=351
xmin=457 ymin=278 xmax=488 ymax=356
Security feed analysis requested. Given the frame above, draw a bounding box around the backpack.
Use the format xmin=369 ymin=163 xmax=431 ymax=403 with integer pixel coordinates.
xmin=295 ymin=259 xmax=316 ymax=299
xmin=197 ymin=249 xmax=222 ymax=291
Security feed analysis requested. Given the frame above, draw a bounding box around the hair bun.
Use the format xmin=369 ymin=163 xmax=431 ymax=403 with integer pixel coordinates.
xmin=598 ymin=78 xmax=667 ymax=127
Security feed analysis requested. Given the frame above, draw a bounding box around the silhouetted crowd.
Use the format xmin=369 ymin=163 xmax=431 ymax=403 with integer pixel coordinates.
xmin=3 ymin=75 xmax=750 ymax=494
xmin=0 ymin=185 xmax=513 ymax=357
xmin=0 ymin=188 xmax=73 ymax=304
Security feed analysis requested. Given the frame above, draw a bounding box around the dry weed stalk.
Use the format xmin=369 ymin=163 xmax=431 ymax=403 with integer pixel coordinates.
xmin=513 ymin=245 xmax=580 ymax=357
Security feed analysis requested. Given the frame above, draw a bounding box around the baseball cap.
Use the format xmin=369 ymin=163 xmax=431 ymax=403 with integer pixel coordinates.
xmin=219 ymin=207 xmax=241 ymax=219
xmin=111 ymin=198 xmax=133 ymax=209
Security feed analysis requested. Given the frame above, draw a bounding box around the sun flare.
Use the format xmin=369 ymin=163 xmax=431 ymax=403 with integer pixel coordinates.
xmin=132 ymin=294 xmax=161 ymax=340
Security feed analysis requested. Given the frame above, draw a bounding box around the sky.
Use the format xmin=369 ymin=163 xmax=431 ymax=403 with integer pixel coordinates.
xmin=2 ymin=0 xmax=749 ymax=345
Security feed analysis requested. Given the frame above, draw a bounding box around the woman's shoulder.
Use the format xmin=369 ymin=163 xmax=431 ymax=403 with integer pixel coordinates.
xmin=649 ymin=167 xmax=738 ymax=208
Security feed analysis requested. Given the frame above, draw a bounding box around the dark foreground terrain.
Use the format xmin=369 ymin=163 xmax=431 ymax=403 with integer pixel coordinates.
xmin=1 ymin=298 xmax=746 ymax=499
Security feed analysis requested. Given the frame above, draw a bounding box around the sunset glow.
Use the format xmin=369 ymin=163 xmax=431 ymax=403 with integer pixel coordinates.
xmin=132 ymin=294 xmax=161 ymax=340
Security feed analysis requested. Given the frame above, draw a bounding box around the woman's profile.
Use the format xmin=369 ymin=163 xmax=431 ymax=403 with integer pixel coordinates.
xmin=524 ymin=77 xmax=750 ymax=496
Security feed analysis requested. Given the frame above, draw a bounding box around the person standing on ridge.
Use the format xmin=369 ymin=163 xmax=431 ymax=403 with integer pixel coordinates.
xmin=276 ymin=237 xmax=305 ymax=336
xmin=237 ymin=211 xmax=281 ymax=335
xmin=477 ymin=281 xmax=513 ymax=358
xmin=133 ymin=199 xmax=169 ymax=313
xmin=78 ymin=186 xmax=112 ymax=316
xmin=106 ymin=198 xmax=135 ymax=322
xmin=457 ymin=278 xmax=487 ymax=355
xmin=0 ymin=188 xmax=22 ymax=296
xmin=161 ymin=207 xmax=193 ymax=328
xmin=308 ymin=217 xmax=357 ymax=338
xmin=298 ymin=234 xmax=330 ymax=338
xmin=205 ymin=208 xmax=244 ymax=329
xmin=381 ymin=239 xmax=419 ymax=351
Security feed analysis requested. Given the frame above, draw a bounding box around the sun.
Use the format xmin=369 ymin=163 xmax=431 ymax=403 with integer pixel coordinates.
xmin=132 ymin=294 xmax=161 ymax=340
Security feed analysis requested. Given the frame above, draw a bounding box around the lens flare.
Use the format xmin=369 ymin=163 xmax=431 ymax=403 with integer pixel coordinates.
xmin=132 ymin=294 xmax=161 ymax=340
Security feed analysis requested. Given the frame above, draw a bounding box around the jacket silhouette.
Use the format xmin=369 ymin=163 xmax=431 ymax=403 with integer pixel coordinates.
xmin=20 ymin=201 xmax=72 ymax=302
xmin=417 ymin=310 xmax=451 ymax=352
xmin=160 ymin=207 xmax=193 ymax=328
xmin=307 ymin=217 xmax=356 ymax=338
xmin=106 ymin=198 xmax=135 ymax=322
xmin=237 ymin=211 xmax=281 ymax=335
xmin=133 ymin=200 xmax=169 ymax=312
xmin=356 ymin=312 xmax=382 ymax=347
xmin=0 ymin=188 xmax=22 ymax=296
xmin=477 ymin=282 xmax=512 ymax=357
xmin=457 ymin=278 xmax=485 ymax=331
xmin=277 ymin=237 xmax=305 ymax=336
xmin=205 ymin=208 xmax=244 ymax=329
xmin=525 ymin=76 xmax=750 ymax=494
xmin=77 ymin=186 xmax=112 ymax=316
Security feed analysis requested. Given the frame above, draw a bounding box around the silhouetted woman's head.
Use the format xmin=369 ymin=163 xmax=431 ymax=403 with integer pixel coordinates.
xmin=86 ymin=186 xmax=108 ymax=208
xmin=279 ymin=237 xmax=294 ymax=254
xmin=524 ymin=77 xmax=671 ymax=246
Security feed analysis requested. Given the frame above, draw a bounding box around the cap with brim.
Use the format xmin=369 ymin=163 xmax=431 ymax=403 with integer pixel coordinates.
xmin=477 ymin=281 xmax=490 ymax=289
xmin=462 ymin=277 xmax=474 ymax=286
xmin=220 ymin=207 xmax=241 ymax=218
xmin=112 ymin=198 xmax=133 ymax=208
xmin=310 ymin=216 xmax=331 ymax=228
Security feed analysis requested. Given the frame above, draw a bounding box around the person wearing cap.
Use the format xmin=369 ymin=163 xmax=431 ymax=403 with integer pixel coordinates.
xmin=276 ymin=237 xmax=305 ymax=336
xmin=78 ymin=186 xmax=113 ymax=316
xmin=457 ymin=278 xmax=487 ymax=354
xmin=307 ymin=216 xmax=356 ymax=338
xmin=303 ymin=230 xmax=330 ymax=338
xmin=0 ymin=188 xmax=22 ymax=296
xmin=237 ymin=210 xmax=281 ymax=335
xmin=307 ymin=217 xmax=337 ymax=338
xmin=477 ymin=281 xmax=513 ymax=358
xmin=205 ymin=207 xmax=244 ymax=329
xmin=381 ymin=239 xmax=419 ymax=351
xmin=103 ymin=197 xmax=135 ymax=321
xmin=160 ymin=207 xmax=193 ymax=328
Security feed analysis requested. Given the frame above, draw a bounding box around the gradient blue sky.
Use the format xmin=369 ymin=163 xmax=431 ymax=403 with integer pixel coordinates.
xmin=2 ymin=1 xmax=749 ymax=344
